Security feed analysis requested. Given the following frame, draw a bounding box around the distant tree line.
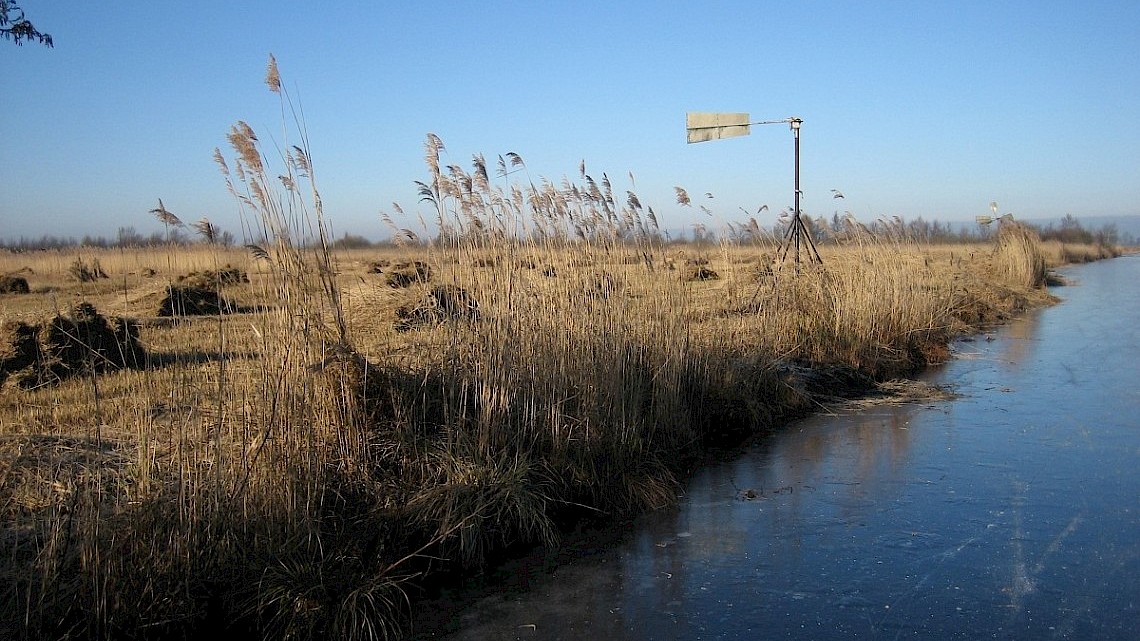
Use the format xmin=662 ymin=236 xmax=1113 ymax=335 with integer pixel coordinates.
xmin=762 ymin=213 xmax=1129 ymax=247
xmin=330 ymin=233 xmax=391 ymax=250
xmin=2 ymin=216 xmax=1131 ymax=252
xmin=0 ymin=230 xmax=403 ymax=252
xmin=0 ymin=226 xmax=235 ymax=251
xmin=1034 ymin=214 xmax=1126 ymax=246
xmin=704 ymin=214 xmax=991 ymax=246
xmin=804 ymin=214 xmax=981 ymax=245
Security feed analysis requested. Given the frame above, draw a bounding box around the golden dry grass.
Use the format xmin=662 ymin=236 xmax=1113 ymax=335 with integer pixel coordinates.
xmin=0 ymin=57 xmax=1119 ymax=640
xmin=1 ymin=231 xmax=1093 ymax=639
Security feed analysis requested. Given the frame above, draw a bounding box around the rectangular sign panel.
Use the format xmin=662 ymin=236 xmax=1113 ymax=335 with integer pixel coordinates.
xmin=686 ymin=112 xmax=750 ymax=143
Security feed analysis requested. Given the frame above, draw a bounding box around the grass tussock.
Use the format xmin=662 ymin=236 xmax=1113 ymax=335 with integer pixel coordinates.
xmin=177 ymin=264 xmax=250 ymax=288
xmin=0 ymin=303 xmax=145 ymax=390
xmin=68 ymin=257 xmax=109 ymax=282
xmin=0 ymin=274 xmax=30 ymax=294
xmin=157 ymin=285 xmax=236 ymax=317
xmin=0 ymin=58 xmax=1119 ymax=640
xmin=384 ymin=261 xmax=432 ymax=288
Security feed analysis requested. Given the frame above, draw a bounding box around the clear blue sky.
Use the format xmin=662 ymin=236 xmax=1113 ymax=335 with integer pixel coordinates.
xmin=2 ymin=1 xmax=1138 ymax=242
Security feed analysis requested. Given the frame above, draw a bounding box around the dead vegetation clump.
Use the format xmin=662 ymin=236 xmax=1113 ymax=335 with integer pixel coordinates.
xmin=367 ymin=258 xmax=391 ymax=273
xmin=843 ymin=379 xmax=959 ymax=410
xmin=158 ymin=285 xmax=236 ymax=316
xmin=0 ymin=274 xmax=30 ymax=294
xmin=0 ymin=321 xmax=38 ymax=387
xmin=176 ymin=264 xmax=249 ymax=288
xmin=0 ymin=303 xmax=145 ymax=389
xmin=949 ymin=279 xmax=1037 ymax=330
xmin=385 ymin=261 xmax=432 ymax=288
xmin=68 ymin=257 xmax=108 ymax=282
xmin=775 ymin=360 xmax=877 ymax=405
xmin=394 ymin=285 xmax=480 ymax=332
xmin=684 ymin=265 xmax=720 ymax=282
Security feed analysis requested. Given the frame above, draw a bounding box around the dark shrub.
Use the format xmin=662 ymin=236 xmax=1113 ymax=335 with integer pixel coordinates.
xmin=0 ymin=275 xmax=30 ymax=294
xmin=158 ymin=286 xmax=235 ymax=316
xmin=394 ymin=285 xmax=479 ymax=332
xmin=177 ymin=265 xmax=249 ymax=289
xmin=385 ymin=261 xmax=432 ymax=288
xmin=0 ymin=321 xmax=39 ymax=387
xmin=1 ymin=304 xmax=146 ymax=389
xmin=684 ymin=266 xmax=720 ymax=282
xmin=69 ymin=258 xmax=108 ymax=282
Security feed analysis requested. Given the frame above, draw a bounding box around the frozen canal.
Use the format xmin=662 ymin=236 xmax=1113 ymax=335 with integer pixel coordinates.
xmin=418 ymin=255 xmax=1140 ymax=640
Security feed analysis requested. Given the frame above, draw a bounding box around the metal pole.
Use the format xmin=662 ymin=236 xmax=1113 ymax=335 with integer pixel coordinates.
xmin=792 ymin=119 xmax=801 ymax=218
xmin=780 ymin=117 xmax=823 ymax=267
xmin=792 ymin=118 xmax=802 ymax=264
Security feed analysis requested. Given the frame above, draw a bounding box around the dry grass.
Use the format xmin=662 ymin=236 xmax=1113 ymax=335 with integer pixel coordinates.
xmin=0 ymin=60 xmax=1117 ymax=640
xmin=0 ymin=229 xmax=1096 ymax=639
xmin=991 ymin=221 xmax=1048 ymax=288
xmin=1039 ymin=238 xmax=1121 ymax=267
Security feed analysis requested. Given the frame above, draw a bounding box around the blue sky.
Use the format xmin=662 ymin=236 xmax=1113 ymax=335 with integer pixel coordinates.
xmin=2 ymin=1 xmax=1138 ymax=242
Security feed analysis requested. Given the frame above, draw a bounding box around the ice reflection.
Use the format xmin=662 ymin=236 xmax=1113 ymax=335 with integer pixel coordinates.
xmin=995 ymin=311 xmax=1040 ymax=367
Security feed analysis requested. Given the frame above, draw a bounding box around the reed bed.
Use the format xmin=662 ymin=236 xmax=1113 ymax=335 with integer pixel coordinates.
xmin=1038 ymin=238 xmax=1121 ymax=267
xmin=0 ymin=60 xmax=1111 ymax=640
xmin=0 ymin=235 xmax=1088 ymax=639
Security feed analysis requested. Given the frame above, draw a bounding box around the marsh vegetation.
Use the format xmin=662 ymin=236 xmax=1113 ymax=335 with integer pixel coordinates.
xmin=0 ymin=60 xmax=1122 ymax=640
xmin=2 ymin=217 xmax=1111 ymax=640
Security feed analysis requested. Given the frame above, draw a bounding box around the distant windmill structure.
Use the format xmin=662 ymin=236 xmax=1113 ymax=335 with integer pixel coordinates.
xmin=685 ymin=112 xmax=822 ymax=265
xmin=976 ymin=201 xmax=1015 ymax=229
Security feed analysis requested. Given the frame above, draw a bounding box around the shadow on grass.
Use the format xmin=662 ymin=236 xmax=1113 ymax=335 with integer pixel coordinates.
xmin=134 ymin=304 xmax=281 ymax=327
xmin=145 ymin=350 xmax=261 ymax=369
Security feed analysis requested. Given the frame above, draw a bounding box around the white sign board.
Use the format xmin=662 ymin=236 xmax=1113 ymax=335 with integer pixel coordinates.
xmin=686 ymin=112 xmax=750 ymax=143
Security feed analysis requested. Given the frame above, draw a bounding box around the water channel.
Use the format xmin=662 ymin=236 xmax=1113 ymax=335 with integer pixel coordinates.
xmin=416 ymin=255 xmax=1140 ymax=640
